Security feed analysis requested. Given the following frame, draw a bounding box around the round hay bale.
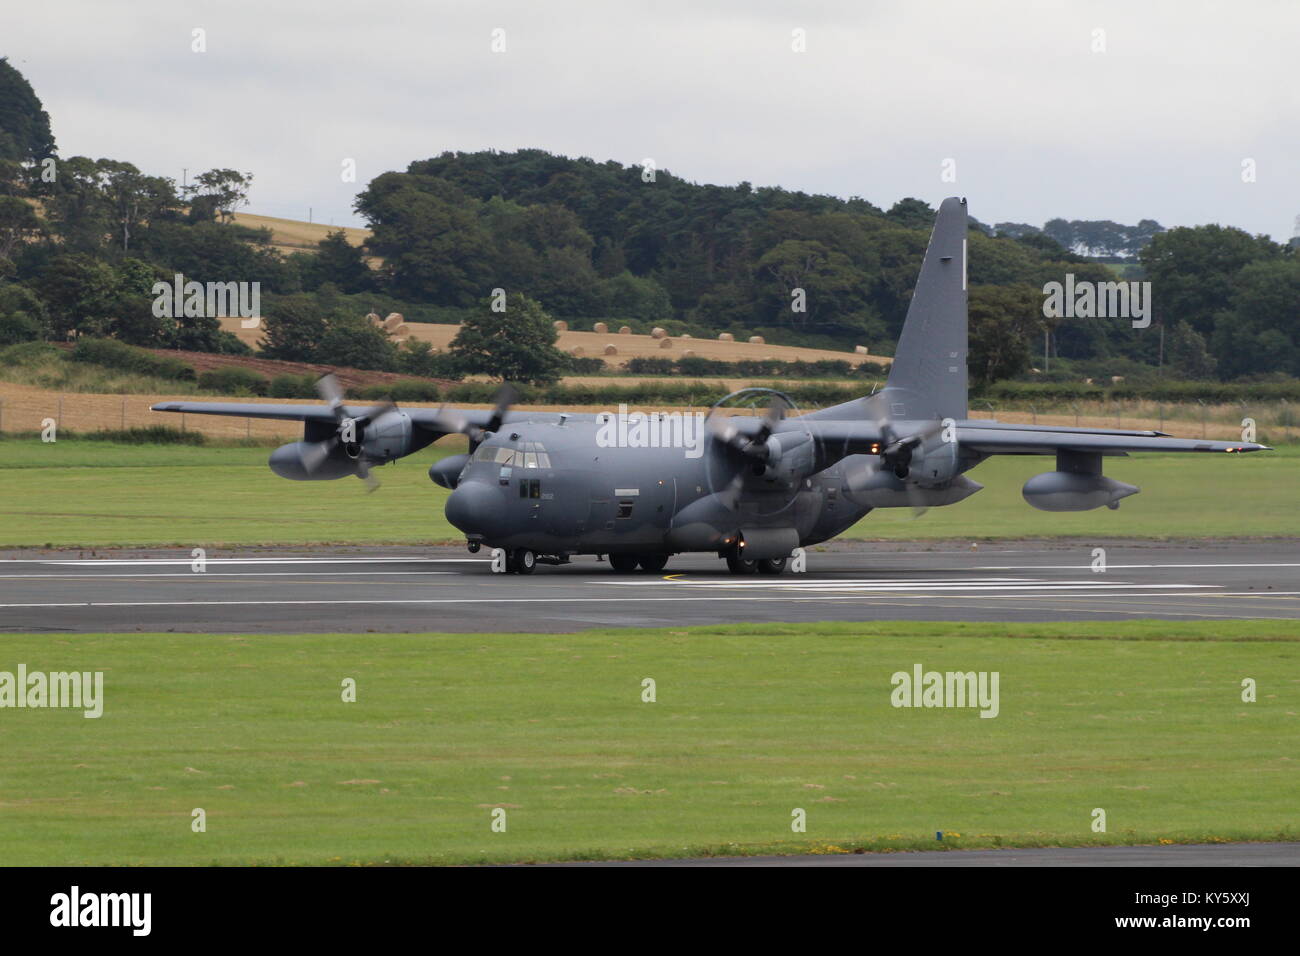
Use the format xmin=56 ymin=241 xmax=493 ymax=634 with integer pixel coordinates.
xmin=718 ymin=332 xmax=734 ymax=342
xmin=553 ymin=319 xmax=568 ymax=331
xmin=658 ymin=337 xmax=673 ymax=349
xmin=681 ymin=333 xmax=691 ymax=339
xmin=618 ymin=325 xmax=631 ymax=335
xmin=854 ymin=345 xmax=869 ymax=355
xmin=650 ymin=326 xmax=667 ymax=339
xmin=604 ymin=344 xmax=618 ymax=356
xmin=683 ymin=349 xmax=695 ymax=357
xmin=748 ymin=335 xmax=765 ymax=345
xmin=593 ymin=321 xmax=608 ymax=334
xmin=391 ymin=323 xmax=409 ymax=337
xmin=570 ymin=346 xmax=585 ymax=357
xmin=366 ymin=312 xmax=382 ymax=325
xmin=383 ymin=313 xmax=404 ymax=330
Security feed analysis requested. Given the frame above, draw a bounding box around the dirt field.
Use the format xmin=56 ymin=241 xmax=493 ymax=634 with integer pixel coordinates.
xmin=82 ymin=344 xmax=455 ymax=393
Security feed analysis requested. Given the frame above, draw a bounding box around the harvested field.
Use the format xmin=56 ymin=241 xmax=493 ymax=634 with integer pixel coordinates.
xmin=230 ymin=211 xmax=378 ymax=265
xmin=219 ymin=316 xmax=884 ymax=368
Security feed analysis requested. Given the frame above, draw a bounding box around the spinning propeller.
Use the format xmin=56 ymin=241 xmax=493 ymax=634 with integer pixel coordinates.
xmin=427 ymin=383 xmax=519 ymax=448
xmin=297 ymin=374 xmax=395 ymax=491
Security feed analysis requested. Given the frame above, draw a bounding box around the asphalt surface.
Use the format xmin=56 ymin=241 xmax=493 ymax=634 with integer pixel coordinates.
xmin=0 ymin=538 xmax=1296 ymax=633
xmin=575 ymin=842 xmax=1300 ymax=866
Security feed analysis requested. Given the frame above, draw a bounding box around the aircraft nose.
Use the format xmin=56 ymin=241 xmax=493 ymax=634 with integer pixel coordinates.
xmin=445 ymin=480 xmax=504 ymax=538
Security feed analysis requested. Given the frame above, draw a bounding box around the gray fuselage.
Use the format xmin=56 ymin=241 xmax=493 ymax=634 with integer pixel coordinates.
xmin=442 ymin=418 xmax=873 ymax=557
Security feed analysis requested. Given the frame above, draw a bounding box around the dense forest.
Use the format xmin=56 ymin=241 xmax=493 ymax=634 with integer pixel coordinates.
xmin=1 ymin=55 xmax=1296 ymax=386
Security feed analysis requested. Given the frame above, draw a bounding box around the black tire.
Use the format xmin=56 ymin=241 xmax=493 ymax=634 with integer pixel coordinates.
xmin=638 ymin=554 xmax=670 ymax=573
xmin=757 ymin=557 xmax=787 ymax=575
xmin=725 ymin=551 xmax=758 ymax=575
xmin=511 ymin=548 xmax=537 ymax=574
xmin=609 ymin=553 xmax=640 ymax=574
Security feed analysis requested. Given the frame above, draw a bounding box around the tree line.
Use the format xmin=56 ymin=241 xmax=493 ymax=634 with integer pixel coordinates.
xmin=0 ymin=57 xmax=1295 ymax=387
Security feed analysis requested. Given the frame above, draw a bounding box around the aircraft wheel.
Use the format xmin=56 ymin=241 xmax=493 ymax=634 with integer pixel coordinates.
xmin=510 ymin=548 xmax=537 ymax=574
xmin=725 ymin=551 xmax=758 ymax=575
xmin=609 ymin=553 xmax=640 ymax=574
xmin=757 ymin=557 xmax=787 ymax=575
xmin=638 ymin=554 xmax=669 ymax=573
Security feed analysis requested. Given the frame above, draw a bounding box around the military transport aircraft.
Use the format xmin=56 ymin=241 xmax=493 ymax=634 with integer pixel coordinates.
xmin=153 ymin=198 xmax=1270 ymax=575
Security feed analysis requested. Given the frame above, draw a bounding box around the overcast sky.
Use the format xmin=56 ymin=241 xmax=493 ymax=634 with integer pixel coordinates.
xmin=7 ymin=0 xmax=1298 ymax=240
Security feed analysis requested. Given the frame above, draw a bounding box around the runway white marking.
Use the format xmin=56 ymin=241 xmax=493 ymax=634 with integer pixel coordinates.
xmin=0 ymin=557 xmax=488 ymax=566
xmin=973 ymin=562 xmax=1300 ymax=570
xmin=600 ymin=577 xmax=1217 ymax=593
xmin=0 ymin=571 xmax=456 ymax=579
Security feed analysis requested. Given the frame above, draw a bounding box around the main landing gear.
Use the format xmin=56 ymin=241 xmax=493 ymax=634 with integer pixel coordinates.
xmin=507 ymin=548 xmax=537 ymax=574
xmin=608 ymin=553 xmax=671 ymax=574
xmin=724 ymin=547 xmax=786 ymax=575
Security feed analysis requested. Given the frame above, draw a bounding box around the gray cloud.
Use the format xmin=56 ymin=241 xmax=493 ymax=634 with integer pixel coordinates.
xmin=8 ymin=0 xmax=1298 ymax=238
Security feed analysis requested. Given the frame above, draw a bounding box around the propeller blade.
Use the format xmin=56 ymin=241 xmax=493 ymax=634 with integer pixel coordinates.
xmin=706 ymin=394 xmax=788 ymax=460
xmin=298 ymin=437 xmax=337 ymax=473
xmin=426 ymin=384 xmax=517 ymax=443
xmin=315 ymin=373 xmax=347 ymax=422
xmin=357 ymin=460 xmax=380 ymax=493
xmin=484 ymin=383 xmax=519 ymax=435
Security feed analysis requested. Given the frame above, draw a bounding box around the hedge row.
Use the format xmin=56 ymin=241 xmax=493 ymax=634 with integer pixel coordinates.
xmin=979 ymin=380 xmax=1300 ymax=403
xmin=70 ymin=338 xmax=195 ymax=381
xmin=351 ymin=380 xmax=862 ymax=408
xmin=623 ymin=356 xmax=888 ymax=379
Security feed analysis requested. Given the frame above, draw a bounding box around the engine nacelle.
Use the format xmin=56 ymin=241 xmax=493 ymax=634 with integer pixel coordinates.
xmin=1022 ymin=471 xmax=1139 ymax=512
xmin=761 ymin=432 xmax=815 ymax=487
xmin=845 ymin=460 xmax=983 ymax=508
xmin=269 ymin=409 xmax=416 ymax=481
xmin=358 ymin=409 xmax=413 ymax=461
xmin=269 ymin=441 xmax=357 ymax=480
xmin=428 ymin=453 xmax=471 ymax=489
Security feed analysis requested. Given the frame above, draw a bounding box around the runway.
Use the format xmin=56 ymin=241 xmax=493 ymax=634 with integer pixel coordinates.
xmin=1 ymin=538 xmax=1296 ymax=633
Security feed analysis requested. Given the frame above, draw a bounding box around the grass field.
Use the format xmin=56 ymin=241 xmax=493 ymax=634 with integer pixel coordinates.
xmin=0 ymin=621 xmax=1294 ymax=865
xmin=0 ymin=438 xmax=1295 ymax=548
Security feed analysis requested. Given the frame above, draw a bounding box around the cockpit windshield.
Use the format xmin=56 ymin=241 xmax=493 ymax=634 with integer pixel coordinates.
xmin=472 ymin=441 xmax=550 ymax=468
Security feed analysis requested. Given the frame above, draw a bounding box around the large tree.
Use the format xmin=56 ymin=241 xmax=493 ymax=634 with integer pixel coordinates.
xmin=967 ymin=283 xmax=1047 ymax=385
xmin=448 ymin=293 xmax=568 ymax=385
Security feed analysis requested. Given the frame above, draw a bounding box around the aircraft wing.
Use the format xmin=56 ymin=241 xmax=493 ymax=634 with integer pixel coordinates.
xmin=955 ymin=422 xmax=1269 ymax=455
xmin=785 ymin=418 xmax=887 ymax=454
xmin=150 ymin=401 xmax=596 ymax=430
xmin=152 ymin=401 xmax=342 ymax=423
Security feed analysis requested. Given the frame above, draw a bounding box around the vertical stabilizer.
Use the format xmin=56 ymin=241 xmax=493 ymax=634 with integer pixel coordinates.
xmin=880 ymin=196 xmax=969 ymax=421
